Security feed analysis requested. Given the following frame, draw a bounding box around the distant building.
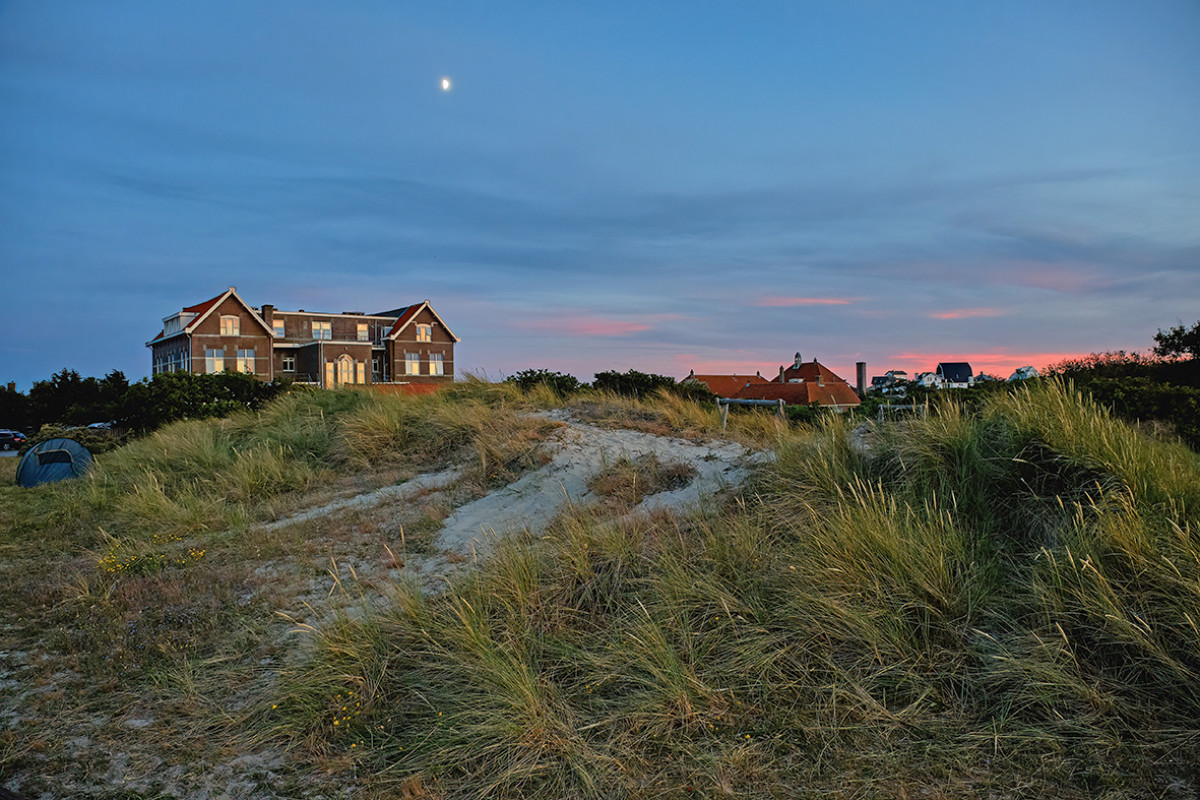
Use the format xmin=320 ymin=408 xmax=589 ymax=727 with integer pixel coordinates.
xmin=681 ymin=371 xmax=769 ymax=397
xmin=682 ymin=353 xmax=860 ymax=411
xmin=1008 ymin=365 xmax=1040 ymax=381
xmin=868 ymin=369 xmax=909 ymax=396
xmin=936 ymin=362 xmax=973 ymax=389
xmin=147 ymin=287 xmax=459 ymax=389
xmin=914 ymin=371 xmax=943 ymax=389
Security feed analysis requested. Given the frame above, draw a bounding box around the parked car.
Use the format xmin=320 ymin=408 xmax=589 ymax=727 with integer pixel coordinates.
xmin=0 ymin=429 xmax=27 ymax=450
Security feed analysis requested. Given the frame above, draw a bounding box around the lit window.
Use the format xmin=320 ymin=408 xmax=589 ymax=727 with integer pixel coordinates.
xmin=312 ymin=320 xmax=331 ymax=340
xmin=428 ymin=353 xmax=444 ymax=376
xmin=416 ymin=324 xmax=432 ymax=342
xmin=205 ymin=348 xmax=225 ymax=373
xmin=357 ymin=323 xmax=369 ymax=342
xmin=220 ymin=315 xmax=240 ymax=336
xmin=405 ymin=353 xmax=420 ymax=375
xmin=282 ymin=355 xmax=296 ymax=372
xmin=273 ymin=319 xmax=285 ymax=338
xmin=236 ymin=349 xmax=256 ymax=373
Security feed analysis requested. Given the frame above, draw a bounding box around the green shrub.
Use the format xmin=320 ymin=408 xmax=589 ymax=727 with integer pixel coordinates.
xmin=506 ymin=369 xmax=582 ymax=397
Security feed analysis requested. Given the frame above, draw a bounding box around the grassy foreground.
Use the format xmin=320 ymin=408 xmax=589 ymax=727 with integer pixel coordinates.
xmin=274 ymin=382 xmax=1200 ymax=798
xmin=1 ymin=380 xmax=1198 ymax=798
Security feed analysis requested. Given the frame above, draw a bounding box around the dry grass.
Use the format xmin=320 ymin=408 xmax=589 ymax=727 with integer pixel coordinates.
xmin=271 ymin=380 xmax=1200 ymax=798
xmin=586 ymin=452 xmax=697 ymax=511
xmin=5 ymin=380 xmax=1199 ymax=799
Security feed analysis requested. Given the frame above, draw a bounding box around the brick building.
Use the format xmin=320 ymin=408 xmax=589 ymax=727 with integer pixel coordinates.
xmin=147 ymin=287 xmax=458 ymax=388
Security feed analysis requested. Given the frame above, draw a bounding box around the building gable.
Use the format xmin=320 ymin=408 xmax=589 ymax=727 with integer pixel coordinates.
xmin=381 ymin=301 xmax=461 ymax=342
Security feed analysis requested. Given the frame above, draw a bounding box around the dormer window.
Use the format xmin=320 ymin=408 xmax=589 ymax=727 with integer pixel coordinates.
xmin=312 ymin=320 xmax=331 ymax=340
xmin=273 ymin=319 xmax=285 ymax=338
xmin=220 ymin=315 xmax=240 ymax=336
xmin=357 ymin=323 xmax=369 ymax=341
xmin=416 ymin=324 xmax=432 ymax=342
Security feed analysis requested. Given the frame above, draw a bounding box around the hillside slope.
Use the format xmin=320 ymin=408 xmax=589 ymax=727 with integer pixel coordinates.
xmin=3 ymin=381 xmax=1200 ymax=799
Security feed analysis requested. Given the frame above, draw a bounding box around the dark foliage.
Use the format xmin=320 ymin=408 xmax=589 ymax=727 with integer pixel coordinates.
xmin=1154 ymin=320 xmax=1200 ymax=361
xmin=1044 ymin=326 xmax=1200 ymax=449
xmin=505 ymin=369 xmax=582 ymax=397
xmin=0 ymin=382 xmax=29 ymax=430
xmin=592 ymin=369 xmax=712 ymax=400
xmin=5 ymin=369 xmax=288 ymax=442
xmin=1046 ymin=350 xmax=1200 ymax=387
xmin=118 ymin=371 xmax=287 ymax=432
xmin=25 ymin=369 xmax=130 ymax=429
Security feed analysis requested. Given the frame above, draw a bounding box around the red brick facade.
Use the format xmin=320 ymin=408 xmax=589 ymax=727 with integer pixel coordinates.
xmin=147 ymin=288 xmax=458 ymax=388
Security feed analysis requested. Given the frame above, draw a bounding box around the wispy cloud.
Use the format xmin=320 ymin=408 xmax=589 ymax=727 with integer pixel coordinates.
xmin=928 ymin=307 xmax=1006 ymax=320
xmin=518 ymin=316 xmax=652 ymax=337
xmin=755 ymin=296 xmax=856 ymax=307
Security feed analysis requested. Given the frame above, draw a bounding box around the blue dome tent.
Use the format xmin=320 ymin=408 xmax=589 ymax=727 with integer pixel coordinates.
xmin=16 ymin=438 xmax=94 ymax=488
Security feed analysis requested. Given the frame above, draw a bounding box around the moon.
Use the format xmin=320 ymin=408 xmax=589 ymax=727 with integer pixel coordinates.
xmin=440 ymin=77 xmax=452 ymax=91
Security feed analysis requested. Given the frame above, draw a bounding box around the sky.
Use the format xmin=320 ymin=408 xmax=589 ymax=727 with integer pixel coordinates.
xmin=1 ymin=0 xmax=1198 ymax=390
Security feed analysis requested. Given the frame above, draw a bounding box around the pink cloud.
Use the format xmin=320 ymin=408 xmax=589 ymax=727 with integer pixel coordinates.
xmin=518 ymin=316 xmax=652 ymax=337
xmin=756 ymin=296 xmax=855 ymax=307
xmin=1001 ymin=263 xmax=1110 ymax=294
xmin=928 ymin=307 xmax=1006 ymax=320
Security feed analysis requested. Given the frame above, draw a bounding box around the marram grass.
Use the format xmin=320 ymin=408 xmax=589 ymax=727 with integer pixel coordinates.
xmin=273 ymin=380 xmax=1200 ymax=798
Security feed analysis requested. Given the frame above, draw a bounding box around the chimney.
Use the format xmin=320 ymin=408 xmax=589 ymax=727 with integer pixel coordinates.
xmin=856 ymin=362 xmax=867 ymax=398
xmin=261 ymin=304 xmax=274 ymax=324
xmin=778 ymin=365 xmax=785 ymax=383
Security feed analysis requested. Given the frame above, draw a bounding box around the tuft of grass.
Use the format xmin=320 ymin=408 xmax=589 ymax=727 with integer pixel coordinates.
xmin=586 ymin=452 xmax=697 ymax=511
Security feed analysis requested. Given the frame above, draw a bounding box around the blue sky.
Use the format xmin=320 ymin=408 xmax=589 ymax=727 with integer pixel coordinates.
xmin=1 ymin=0 xmax=1198 ymax=389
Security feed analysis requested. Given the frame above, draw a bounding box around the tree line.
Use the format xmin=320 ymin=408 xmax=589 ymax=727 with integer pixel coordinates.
xmin=1 ymin=369 xmax=286 ymax=434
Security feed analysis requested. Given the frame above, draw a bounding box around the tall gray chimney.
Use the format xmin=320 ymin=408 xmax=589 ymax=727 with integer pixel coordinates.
xmin=856 ymin=362 xmax=867 ymax=397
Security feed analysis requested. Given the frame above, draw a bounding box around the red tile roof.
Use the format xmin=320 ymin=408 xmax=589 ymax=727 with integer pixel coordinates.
xmin=738 ymin=360 xmax=861 ymax=407
xmin=386 ymin=304 xmax=421 ymax=337
xmin=682 ymin=373 xmax=769 ymax=397
xmin=735 ymin=381 xmax=860 ymax=407
xmin=182 ymin=293 xmax=225 ymax=317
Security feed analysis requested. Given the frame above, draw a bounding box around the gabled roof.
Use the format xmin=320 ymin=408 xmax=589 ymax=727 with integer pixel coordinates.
xmin=146 ymin=287 xmax=273 ymax=347
xmin=681 ymin=372 xmax=769 ymax=397
xmin=778 ymin=360 xmax=850 ymax=386
xmin=381 ymin=300 xmax=461 ymax=342
xmin=936 ymin=362 xmax=973 ymax=383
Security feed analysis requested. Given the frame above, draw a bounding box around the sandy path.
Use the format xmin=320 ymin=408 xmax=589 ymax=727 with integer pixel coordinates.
xmin=434 ymin=412 xmax=767 ymax=553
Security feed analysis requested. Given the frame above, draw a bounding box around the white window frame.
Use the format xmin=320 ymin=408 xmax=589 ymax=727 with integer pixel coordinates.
xmin=312 ymin=320 xmax=331 ymax=340
xmin=405 ymin=352 xmax=420 ymax=376
xmin=205 ymin=348 xmax=225 ymax=374
xmin=282 ymin=355 xmax=296 ymax=372
xmin=220 ymin=315 xmax=240 ymax=336
xmin=236 ymin=348 xmax=256 ymax=374
xmin=416 ymin=324 xmax=432 ymax=342
xmin=428 ymin=353 xmax=444 ymax=376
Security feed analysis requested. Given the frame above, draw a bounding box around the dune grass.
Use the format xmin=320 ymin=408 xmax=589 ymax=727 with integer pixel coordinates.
xmin=5 ymin=379 xmax=1199 ymax=797
xmin=270 ymin=380 xmax=1200 ymax=798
